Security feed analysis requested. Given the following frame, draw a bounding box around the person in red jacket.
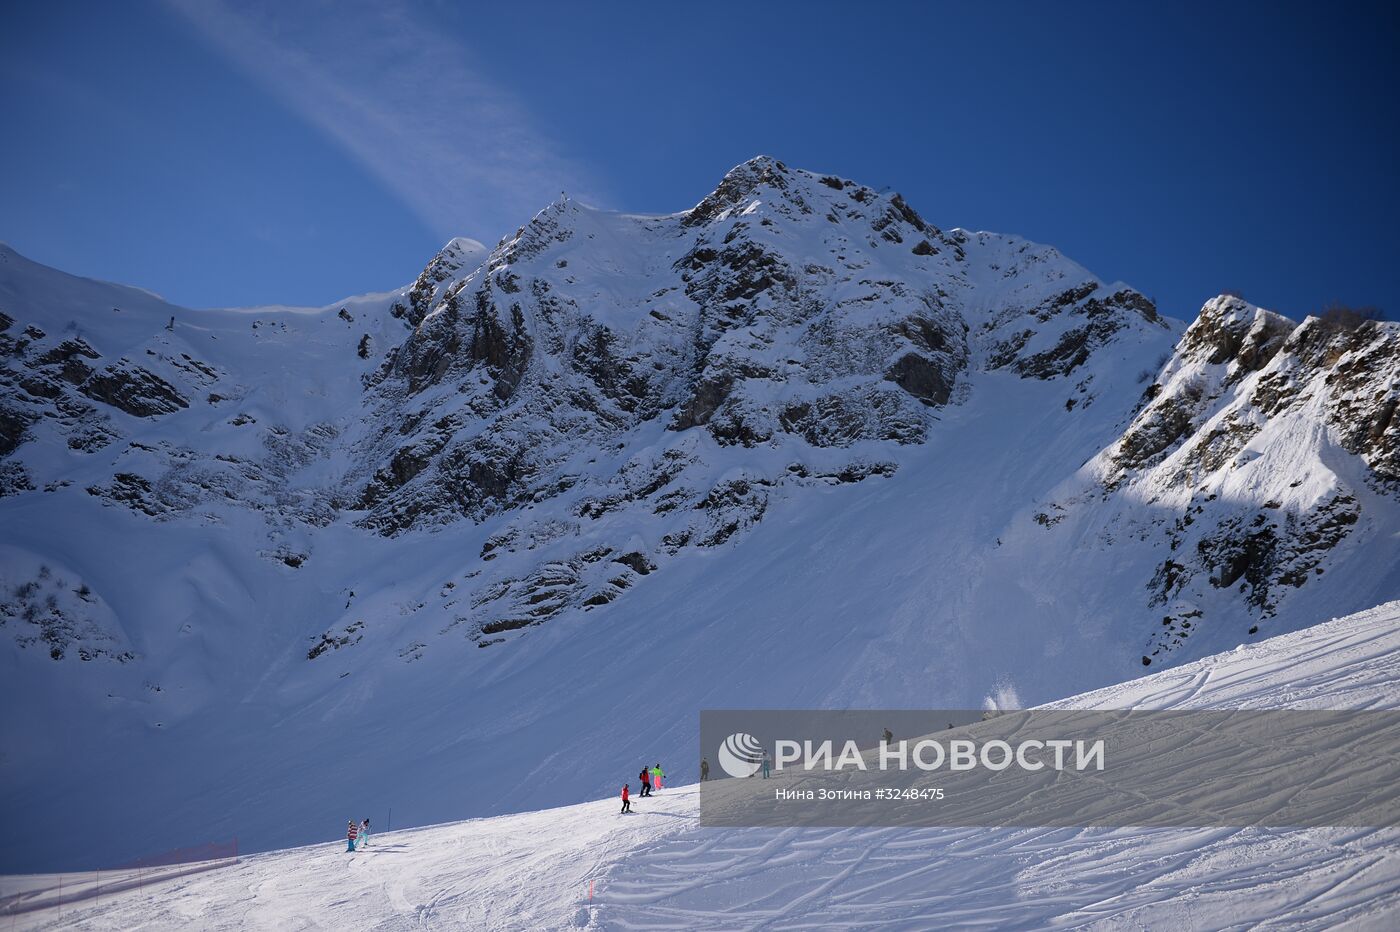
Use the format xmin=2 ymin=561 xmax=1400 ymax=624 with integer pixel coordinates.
xmin=346 ymin=819 xmax=359 ymax=852
xmin=621 ymin=783 xmax=632 ymax=814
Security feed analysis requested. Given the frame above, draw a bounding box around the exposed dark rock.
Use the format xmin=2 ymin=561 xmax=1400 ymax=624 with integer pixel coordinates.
xmin=612 ymin=551 xmax=655 ymax=575
xmin=779 ymin=389 xmax=926 ymax=447
xmin=885 ymin=352 xmax=954 ymax=406
xmin=989 ymin=286 xmax=1160 ymax=380
xmin=692 ymin=477 xmax=770 ymax=547
xmin=571 ymin=325 xmax=649 ymax=414
xmin=0 ymin=461 xmax=34 ymax=496
xmin=18 ymin=374 xmax=64 ymax=399
xmin=1180 ymin=298 xmax=1294 ymax=374
xmin=79 ymin=363 xmax=188 ymax=418
xmin=0 ymin=406 xmax=35 ymax=457
xmin=684 ymin=156 xmax=794 ymax=228
xmin=37 ymin=338 xmax=102 ymax=387
xmin=307 ymin=620 xmax=365 ymax=659
xmin=1200 ymin=524 xmax=1278 ymax=605
xmin=1320 ymin=324 xmax=1400 ymax=482
xmin=391 ymin=287 xmax=534 ymax=399
xmin=671 ymin=375 xmax=734 ymax=431
xmin=401 ymin=240 xmax=481 ymax=327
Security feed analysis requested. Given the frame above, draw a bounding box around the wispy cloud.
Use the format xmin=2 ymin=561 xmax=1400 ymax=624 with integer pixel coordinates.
xmin=161 ymin=0 xmax=603 ymax=244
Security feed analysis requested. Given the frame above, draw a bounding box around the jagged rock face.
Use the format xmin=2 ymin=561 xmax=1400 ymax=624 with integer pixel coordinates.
xmin=0 ymin=160 xmax=1164 ymax=625
xmin=1272 ymin=317 xmax=1400 ymax=482
xmin=1032 ymin=293 xmax=1400 ymax=666
xmin=1108 ymin=299 xmax=1287 ymax=479
xmin=0 ymin=405 xmax=33 ymax=458
xmin=350 ymin=158 xmax=1158 ymax=544
xmin=330 ymin=159 xmax=1170 ymax=637
xmin=986 ymin=282 xmax=1161 ymax=380
xmin=0 ymin=320 xmax=212 ymax=496
xmin=391 ymin=237 xmax=486 ymax=327
xmin=1177 ymin=296 xmax=1293 ymax=374
xmin=79 ymin=361 xmax=189 ymax=418
xmin=3 ymin=157 xmax=1388 ymax=658
xmin=6 ymin=332 xmax=192 ymax=421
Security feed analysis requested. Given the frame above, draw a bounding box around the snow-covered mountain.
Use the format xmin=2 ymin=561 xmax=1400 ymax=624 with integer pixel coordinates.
xmin=1 ymin=157 xmax=1397 ymax=873
xmin=8 ymin=601 xmax=1400 ymax=929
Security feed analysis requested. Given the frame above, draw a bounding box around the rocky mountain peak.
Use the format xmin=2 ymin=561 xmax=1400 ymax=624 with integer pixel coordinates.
xmin=1178 ymin=294 xmax=1295 ymax=375
xmin=2 ymin=160 xmax=1394 ymax=682
xmin=392 ymin=237 xmax=488 ymax=328
xmin=683 ymin=155 xmax=793 ymax=227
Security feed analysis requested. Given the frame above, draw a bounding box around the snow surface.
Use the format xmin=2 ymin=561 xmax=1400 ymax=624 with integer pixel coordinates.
xmin=6 ymin=600 xmax=1400 ymax=929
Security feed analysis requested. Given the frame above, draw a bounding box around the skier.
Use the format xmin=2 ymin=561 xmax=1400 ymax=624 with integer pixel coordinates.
xmin=883 ymin=727 xmax=894 ymax=746
xmin=652 ymin=763 xmax=664 ymax=791
xmin=621 ymin=783 xmax=631 ymax=814
xmin=639 ymin=766 xmax=652 ymax=797
xmin=701 ymin=757 xmax=710 ymax=781
xmin=346 ymin=819 xmax=358 ymax=852
xmin=360 ymin=818 xmax=370 ymax=847
xmin=762 ymin=750 xmax=771 ymax=779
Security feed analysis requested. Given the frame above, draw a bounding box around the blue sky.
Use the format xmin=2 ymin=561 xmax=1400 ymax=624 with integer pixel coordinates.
xmin=1 ymin=1 xmax=1396 ymax=320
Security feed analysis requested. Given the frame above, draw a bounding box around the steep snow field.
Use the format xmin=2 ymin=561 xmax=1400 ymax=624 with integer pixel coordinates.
xmin=6 ymin=601 xmax=1399 ymax=930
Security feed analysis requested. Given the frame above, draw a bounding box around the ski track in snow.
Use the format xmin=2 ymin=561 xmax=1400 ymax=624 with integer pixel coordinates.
xmin=5 ymin=602 xmax=1400 ymax=930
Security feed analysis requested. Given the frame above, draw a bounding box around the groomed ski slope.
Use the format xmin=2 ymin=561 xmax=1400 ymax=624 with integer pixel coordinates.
xmin=7 ymin=601 xmax=1400 ymax=930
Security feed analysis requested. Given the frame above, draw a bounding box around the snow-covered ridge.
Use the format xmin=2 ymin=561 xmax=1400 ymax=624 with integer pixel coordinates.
xmin=7 ymin=601 xmax=1399 ymax=929
xmin=1 ymin=158 xmax=1397 ymax=873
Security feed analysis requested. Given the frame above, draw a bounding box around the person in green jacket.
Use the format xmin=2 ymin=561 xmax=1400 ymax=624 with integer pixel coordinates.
xmin=651 ymin=763 xmax=664 ymax=790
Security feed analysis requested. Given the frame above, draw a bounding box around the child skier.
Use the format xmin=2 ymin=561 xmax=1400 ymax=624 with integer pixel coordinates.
xmin=639 ymin=766 xmax=652 ymax=797
xmin=621 ymin=783 xmax=631 ymax=814
xmin=360 ymin=818 xmax=370 ymax=847
xmin=652 ymin=763 xmax=664 ymax=790
xmin=346 ymin=820 xmax=358 ymax=852
xmin=701 ymin=757 xmax=710 ymax=781
xmin=762 ymin=750 xmax=771 ymax=779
